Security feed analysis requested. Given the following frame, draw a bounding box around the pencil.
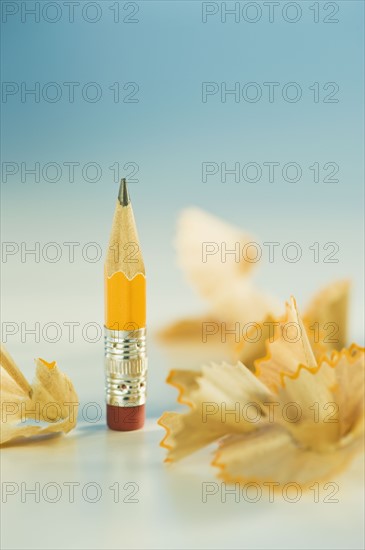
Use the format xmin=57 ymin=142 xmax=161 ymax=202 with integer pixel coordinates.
xmin=104 ymin=178 xmax=147 ymax=431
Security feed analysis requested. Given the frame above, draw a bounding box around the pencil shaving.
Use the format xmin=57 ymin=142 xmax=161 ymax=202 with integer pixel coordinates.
xmin=236 ymin=280 xmax=350 ymax=370
xmin=176 ymin=207 xmax=280 ymax=322
xmin=303 ymin=279 xmax=350 ymax=354
xmin=159 ymin=208 xmax=351 ymax=372
xmin=0 ymin=345 xmax=78 ymax=445
xmin=158 ymin=297 xmax=364 ymax=487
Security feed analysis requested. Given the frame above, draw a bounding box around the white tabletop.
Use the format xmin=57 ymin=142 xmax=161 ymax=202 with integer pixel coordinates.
xmin=1 ymin=415 xmax=364 ymax=550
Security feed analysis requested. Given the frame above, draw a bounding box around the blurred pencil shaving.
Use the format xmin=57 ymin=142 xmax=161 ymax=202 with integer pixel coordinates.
xmin=0 ymin=345 xmax=78 ymax=445
xmin=157 ymin=207 xmax=351 ymax=370
xmin=175 ymin=207 xmax=280 ymax=323
xmin=158 ymin=297 xmax=364 ymax=488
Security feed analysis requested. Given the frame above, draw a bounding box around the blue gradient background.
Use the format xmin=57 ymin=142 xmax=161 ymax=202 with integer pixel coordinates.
xmin=1 ymin=3 xmax=365 ymax=550
xmin=1 ymin=1 xmax=364 ymax=417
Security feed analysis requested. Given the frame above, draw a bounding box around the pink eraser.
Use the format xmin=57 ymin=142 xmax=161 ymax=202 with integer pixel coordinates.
xmin=107 ymin=404 xmax=145 ymax=431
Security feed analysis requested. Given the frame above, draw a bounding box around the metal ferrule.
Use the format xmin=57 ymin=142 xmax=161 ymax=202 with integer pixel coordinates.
xmin=104 ymin=327 xmax=147 ymax=407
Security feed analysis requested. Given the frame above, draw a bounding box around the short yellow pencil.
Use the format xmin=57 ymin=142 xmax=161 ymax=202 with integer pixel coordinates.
xmin=104 ymin=179 xmax=147 ymax=431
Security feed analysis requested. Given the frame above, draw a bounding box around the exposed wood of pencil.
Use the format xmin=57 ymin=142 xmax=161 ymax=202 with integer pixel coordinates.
xmin=105 ymin=199 xmax=145 ymax=279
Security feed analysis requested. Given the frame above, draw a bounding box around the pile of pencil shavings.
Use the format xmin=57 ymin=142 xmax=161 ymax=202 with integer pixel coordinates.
xmin=0 ymin=346 xmax=78 ymax=446
xmin=157 ymin=208 xmax=365 ymax=488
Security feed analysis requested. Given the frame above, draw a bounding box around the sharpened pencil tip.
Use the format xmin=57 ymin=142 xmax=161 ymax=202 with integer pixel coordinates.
xmin=118 ymin=178 xmax=130 ymax=206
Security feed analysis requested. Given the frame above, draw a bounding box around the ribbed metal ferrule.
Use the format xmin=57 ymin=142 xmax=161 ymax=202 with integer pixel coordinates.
xmin=104 ymin=327 xmax=147 ymax=407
